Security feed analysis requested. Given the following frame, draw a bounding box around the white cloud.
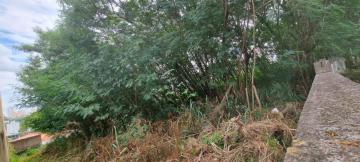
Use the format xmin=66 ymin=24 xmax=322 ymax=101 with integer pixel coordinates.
xmin=0 ymin=44 xmax=24 ymax=72
xmin=0 ymin=0 xmax=60 ymax=43
xmin=0 ymin=71 xmax=18 ymax=92
xmin=0 ymin=0 xmax=59 ymax=116
xmin=0 ymin=71 xmax=20 ymax=115
xmin=0 ymin=32 xmax=34 ymax=44
xmin=0 ymin=45 xmax=23 ymax=116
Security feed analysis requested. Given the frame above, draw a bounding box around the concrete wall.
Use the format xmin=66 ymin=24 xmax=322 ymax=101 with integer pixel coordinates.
xmin=284 ymin=72 xmax=360 ymax=161
xmin=330 ymin=57 xmax=346 ymax=73
xmin=314 ymin=57 xmax=346 ymax=74
xmin=314 ymin=59 xmax=332 ymax=73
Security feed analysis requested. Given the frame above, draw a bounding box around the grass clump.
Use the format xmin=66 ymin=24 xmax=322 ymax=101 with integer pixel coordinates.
xmin=201 ymin=131 xmax=224 ymax=148
xmin=10 ymin=146 xmax=42 ymax=162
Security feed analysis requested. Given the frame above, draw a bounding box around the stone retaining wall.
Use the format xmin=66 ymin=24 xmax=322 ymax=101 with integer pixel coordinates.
xmin=284 ymin=72 xmax=360 ymax=162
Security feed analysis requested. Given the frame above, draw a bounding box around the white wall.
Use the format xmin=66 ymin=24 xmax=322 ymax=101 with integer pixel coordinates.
xmin=5 ymin=120 xmax=20 ymax=136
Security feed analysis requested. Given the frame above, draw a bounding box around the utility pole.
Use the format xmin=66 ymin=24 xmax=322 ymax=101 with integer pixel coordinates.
xmin=0 ymin=95 xmax=9 ymax=162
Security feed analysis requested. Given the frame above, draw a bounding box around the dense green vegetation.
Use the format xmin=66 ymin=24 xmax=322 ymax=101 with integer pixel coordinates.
xmin=342 ymin=69 xmax=360 ymax=83
xmin=19 ymin=0 xmax=359 ymax=139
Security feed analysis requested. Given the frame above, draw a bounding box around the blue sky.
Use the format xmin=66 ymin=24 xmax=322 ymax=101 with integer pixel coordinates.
xmin=0 ymin=0 xmax=59 ymax=116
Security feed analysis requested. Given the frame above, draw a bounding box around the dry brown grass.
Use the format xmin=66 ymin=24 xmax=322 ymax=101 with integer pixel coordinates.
xmin=115 ymin=113 xmax=293 ymax=162
xmin=32 ymin=103 xmax=302 ymax=162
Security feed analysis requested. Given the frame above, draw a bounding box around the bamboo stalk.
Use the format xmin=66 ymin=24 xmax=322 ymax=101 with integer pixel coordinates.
xmin=250 ymin=0 xmax=261 ymax=111
xmin=245 ymin=87 xmax=250 ymax=111
xmin=253 ymin=85 xmax=262 ymax=110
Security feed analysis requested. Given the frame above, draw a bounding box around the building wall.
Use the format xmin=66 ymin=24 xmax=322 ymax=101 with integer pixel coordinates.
xmin=10 ymin=134 xmax=41 ymax=152
xmin=5 ymin=120 xmax=20 ymax=137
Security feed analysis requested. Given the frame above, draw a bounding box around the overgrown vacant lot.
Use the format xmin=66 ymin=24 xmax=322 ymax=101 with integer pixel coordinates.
xmin=14 ymin=103 xmax=303 ymax=162
xmin=11 ymin=0 xmax=359 ymax=161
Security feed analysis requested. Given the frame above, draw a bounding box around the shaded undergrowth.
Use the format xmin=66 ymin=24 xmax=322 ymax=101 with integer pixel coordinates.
xmin=342 ymin=69 xmax=360 ymax=83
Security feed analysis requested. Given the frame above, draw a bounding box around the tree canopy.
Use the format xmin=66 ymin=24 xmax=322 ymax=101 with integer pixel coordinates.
xmin=19 ymin=0 xmax=360 ymax=136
